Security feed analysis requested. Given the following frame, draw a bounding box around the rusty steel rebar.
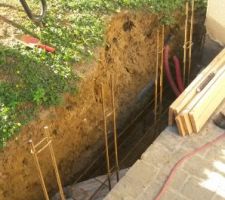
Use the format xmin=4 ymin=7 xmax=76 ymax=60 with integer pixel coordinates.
xmin=159 ymin=25 xmax=165 ymax=110
xmin=29 ymin=127 xmax=65 ymax=200
xmin=183 ymin=0 xmax=195 ymax=85
xmin=44 ymin=127 xmax=65 ymax=200
xmin=183 ymin=1 xmax=189 ymax=83
xmin=110 ymin=74 xmax=120 ymax=182
xmin=74 ymin=82 xmax=171 ymax=197
xmin=188 ymin=0 xmax=195 ymax=84
xmin=100 ymin=73 xmax=120 ymax=189
xmin=29 ymin=139 xmax=50 ymax=200
xmin=101 ymin=83 xmax=112 ymax=190
xmin=154 ymin=29 xmax=160 ymax=123
xmin=88 ymin=102 xmax=170 ymax=200
xmin=155 ymin=24 xmax=165 ymax=119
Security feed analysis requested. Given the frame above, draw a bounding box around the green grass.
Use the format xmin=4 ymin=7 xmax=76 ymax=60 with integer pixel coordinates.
xmin=0 ymin=0 xmax=207 ymax=147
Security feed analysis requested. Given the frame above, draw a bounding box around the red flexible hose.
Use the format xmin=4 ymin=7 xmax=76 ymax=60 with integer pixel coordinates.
xmin=164 ymin=45 xmax=180 ymax=97
xmin=154 ymin=133 xmax=225 ymax=200
xmin=173 ymin=55 xmax=185 ymax=92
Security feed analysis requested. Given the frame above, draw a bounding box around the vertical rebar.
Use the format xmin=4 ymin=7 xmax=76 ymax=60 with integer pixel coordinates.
xmin=110 ymin=74 xmax=120 ymax=182
xmin=29 ymin=140 xmax=50 ymax=200
xmin=159 ymin=25 xmax=165 ymax=108
xmin=101 ymin=84 xmax=112 ymax=190
xmin=44 ymin=127 xmax=65 ymax=200
xmin=154 ymin=29 xmax=160 ymax=123
xmin=183 ymin=1 xmax=189 ymax=84
xmin=188 ymin=0 xmax=195 ymax=83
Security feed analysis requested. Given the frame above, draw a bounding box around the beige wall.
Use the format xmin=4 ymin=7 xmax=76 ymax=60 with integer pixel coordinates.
xmin=206 ymin=0 xmax=225 ymax=45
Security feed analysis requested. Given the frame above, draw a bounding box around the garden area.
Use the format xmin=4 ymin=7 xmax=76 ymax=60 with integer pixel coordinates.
xmin=0 ymin=0 xmax=206 ymax=147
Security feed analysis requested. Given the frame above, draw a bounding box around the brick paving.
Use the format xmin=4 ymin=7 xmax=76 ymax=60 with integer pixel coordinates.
xmin=104 ymin=102 xmax=225 ymax=200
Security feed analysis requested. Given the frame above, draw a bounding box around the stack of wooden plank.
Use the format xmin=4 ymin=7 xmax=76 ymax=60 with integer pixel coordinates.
xmin=169 ymin=48 xmax=225 ymax=136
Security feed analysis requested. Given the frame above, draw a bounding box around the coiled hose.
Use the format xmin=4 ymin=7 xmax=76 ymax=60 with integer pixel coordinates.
xmin=19 ymin=0 xmax=47 ymax=24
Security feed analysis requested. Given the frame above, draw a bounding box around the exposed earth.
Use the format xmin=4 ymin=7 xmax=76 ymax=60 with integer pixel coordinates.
xmin=0 ymin=3 xmax=207 ymax=200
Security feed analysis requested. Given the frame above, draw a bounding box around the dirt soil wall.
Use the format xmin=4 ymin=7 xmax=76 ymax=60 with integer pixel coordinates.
xmin=0 ymin=11 xmax=201 ymax=200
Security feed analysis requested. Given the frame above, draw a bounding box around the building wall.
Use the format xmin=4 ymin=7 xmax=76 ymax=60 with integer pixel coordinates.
xmin=206 ymin=0 xmax=225 ymax=46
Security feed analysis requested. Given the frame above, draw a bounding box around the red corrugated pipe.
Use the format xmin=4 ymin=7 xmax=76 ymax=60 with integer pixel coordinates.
xmin=164 ymin=45 xmax=180 ymax=97
xmin=173 ymin=55 xmax=185 ymax=92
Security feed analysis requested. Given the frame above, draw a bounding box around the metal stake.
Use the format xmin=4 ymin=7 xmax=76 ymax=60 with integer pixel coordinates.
xmin=110 ymin=74 xmax=120 ymax=182
xmin=44 ymin=127 xmax=65 ymax=200
xmin=159 ymin=25 xmax=165 ymax=109
xmin=183 ymin=1 xmax=189 ymax=84
xmin=183 ymin=0 xmax=195 ymax=85
xmin=154 ymin=29 xmax=160 ymax=122
xmin=29 ymin=140 xmax=50 ymax=200
xmin=188 ymin=0 xmax=195 ymax=83
xmin=29 ymin=127 xmax=65 ymax=200
xmin=101 ymin=83 xmax=112 ymax=190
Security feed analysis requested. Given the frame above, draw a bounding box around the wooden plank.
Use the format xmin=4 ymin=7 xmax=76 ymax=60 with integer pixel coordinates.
xmin=183 ymin=67 xmax=225 ymax=111
xmin=175 ymin=115 xmax=186 ymax=136
xmin=173 ymin=59 xmax=225 ymax=114
xmin=169 ymin=48 xmax=225 ymax=125
xmin=173 ymin=51 xmax=225 ymax=114
xmin=178 ymin=66 xmax=225 ymax=134
xmin=189 ymin=69 xmax=225 ymax=133
xmin=180 ymin=111 xmax=193 ymax=135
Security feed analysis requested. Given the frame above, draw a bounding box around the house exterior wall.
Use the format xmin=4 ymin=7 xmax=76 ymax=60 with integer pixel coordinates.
xmin=206 ymin=0 xmax=225 ymax=46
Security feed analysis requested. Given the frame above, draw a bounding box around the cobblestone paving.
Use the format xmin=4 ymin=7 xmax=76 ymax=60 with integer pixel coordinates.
xmin=104 ymin=102 xmax=225 ymax=200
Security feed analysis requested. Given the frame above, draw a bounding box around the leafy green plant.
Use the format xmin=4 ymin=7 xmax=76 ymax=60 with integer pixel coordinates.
xmin=0 ymin=44 xmax=78 ymax=147
xmin=33 ymin=88 xmax=46 ymax=105
xmin=0 ymin=104 xmax=21 ymax=147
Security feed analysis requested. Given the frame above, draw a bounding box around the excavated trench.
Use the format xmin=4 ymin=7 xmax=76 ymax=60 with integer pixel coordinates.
xmin=0 ymin=10 xmax=206 ymax=200
xmin=64 ymin=8 xmax=207 ymax=185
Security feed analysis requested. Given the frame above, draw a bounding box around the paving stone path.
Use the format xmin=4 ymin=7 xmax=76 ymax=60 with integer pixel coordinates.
xmin=104 ymin=102 xmax=225 ymax=200
xmin=53 ymin=102 xmax=225 ymax=200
